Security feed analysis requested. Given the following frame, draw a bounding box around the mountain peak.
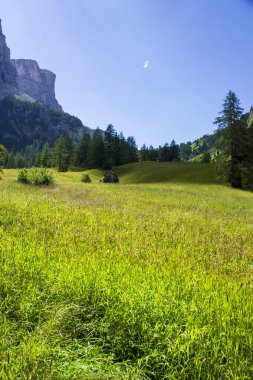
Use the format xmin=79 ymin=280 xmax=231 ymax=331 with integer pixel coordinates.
xmin=0 ymin=19 xmax=62 ymax=111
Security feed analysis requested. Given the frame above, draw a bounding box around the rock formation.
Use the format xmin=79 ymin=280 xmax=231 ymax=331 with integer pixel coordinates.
xmin=12 ymin=59 xmax=62 ymax=111
xmin=0 ymin=19 xmax=62 ymax=111
xmin=0 ymin=19 xmax=19 ymax=96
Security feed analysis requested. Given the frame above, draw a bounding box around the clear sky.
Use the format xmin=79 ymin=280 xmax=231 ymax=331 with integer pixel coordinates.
xmin=1 ymin=0 xmax=253 ymax=147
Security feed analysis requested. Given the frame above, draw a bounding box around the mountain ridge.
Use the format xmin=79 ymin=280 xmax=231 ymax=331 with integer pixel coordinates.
xmin=0 ymin=19 xmax=62 ymax=111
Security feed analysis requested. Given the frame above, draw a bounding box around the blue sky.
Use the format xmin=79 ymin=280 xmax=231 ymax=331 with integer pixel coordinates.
xmin=1 ymin=0 xmax=253 ymax=147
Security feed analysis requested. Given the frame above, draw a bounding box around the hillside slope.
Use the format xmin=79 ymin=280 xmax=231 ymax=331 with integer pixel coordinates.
xmin=82 ymin=161 xmax=220 ymax=184
xmin=0 ymin=96 xmax=92 ymax=151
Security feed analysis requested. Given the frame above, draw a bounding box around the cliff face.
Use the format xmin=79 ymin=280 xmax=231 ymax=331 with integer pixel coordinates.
xmin=0 ymin=19 xmax=62 ymax=111
xmin=0 ymin=19 xmax=18 ymax=95
xmin=11 ymin=59 xmax=62 ymax=111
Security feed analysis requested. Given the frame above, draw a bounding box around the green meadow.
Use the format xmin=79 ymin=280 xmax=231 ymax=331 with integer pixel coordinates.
xmin=0 ymin=163 xmax=252 ymax=379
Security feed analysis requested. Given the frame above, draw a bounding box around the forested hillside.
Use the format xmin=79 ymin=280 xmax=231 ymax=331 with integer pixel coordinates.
xmin=0 ymin=96 xmax=91 ymax=151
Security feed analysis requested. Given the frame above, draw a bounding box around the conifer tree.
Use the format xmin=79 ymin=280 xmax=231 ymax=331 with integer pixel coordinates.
xmin=53 ymin=136 xmax=70 ymax=172
xmin=214 ymin=91 xmax=247 ymax=188
xmin=159 ymin=143 xmax=170 ymax=162
xmin=74 ymin=133 xmax=91 ymax=167
xmin=124 ymin=136 xmax=138 ymax=163
xmin=87 ymin=128 xmax=106 ymax=168
xmin=104 ymin=124 xmax=117 ymax=168
xmin=40 ymin=143 xmax=51 ymax=167
xmin=0 ymin=144 xmax=8 ymax=167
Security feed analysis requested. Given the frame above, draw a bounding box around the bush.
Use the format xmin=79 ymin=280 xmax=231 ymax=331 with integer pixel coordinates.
xmin=101 ymin=171 xmax=119 ymax=183
xmin=17 ymin=168 xmax=54 ymax=185
xmin=81 ymin=174 xmax=91 ymax=183
xmin=0 ymin=166 xmax=3 ymax=180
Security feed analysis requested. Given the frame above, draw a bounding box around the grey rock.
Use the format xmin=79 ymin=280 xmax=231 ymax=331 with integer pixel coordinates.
xmin=0 ymin=19 xmax=18 ymax=92
xmin=11 ymin=59 xmax=62 ymax=111
xmin=0 ymin=19 xmax=63 ymax=111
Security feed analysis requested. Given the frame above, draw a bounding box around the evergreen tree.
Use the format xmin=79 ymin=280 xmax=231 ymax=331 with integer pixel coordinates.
xmin=87 ymin=128 xmax=106 ymax=168
xmin=0 ymin=144 xmax=8 ymax=167
xmin=14 ymin=152 xmax=26 ymax=168
xmin=74 ymin=133 xmax=91 ymax=167
xmin=169 ymin=140 xmax=180 ymax=161
xmin=40 ymin=143 xmax=51 ymax=167
xmin=117 ymin=132 xmax=128 ymax=165
xmin=124 ymin=136 xmax=138 ymax=163
xmin=147 ymin=145 xmax=158 ymax=161
xmin=23 ymin=141 xmax=42 ymax=167
xmin=6 ymin=152 xmax=15 ymax=168
xmin=53 ymin=136 xmax=71 ymax=172
xmin=159 ymin=143 xmax=170 ymax=162
xmin=214 ymin=91 xmax=247 ymax=188
xmin=202 ymin=151 xmax=211 ymax=163
xmin=180 ymin=142 xmax=192 ymax=161
xmin=64 ymin=135 xmax=74 ymax=169
xmin=104 ymin=124 xmax=117 ymax=168
xmin=140 ymin=144 xmax=148 ymax=161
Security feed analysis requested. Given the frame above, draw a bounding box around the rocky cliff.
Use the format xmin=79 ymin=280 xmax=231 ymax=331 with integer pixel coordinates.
xmin=0 ymin=19 xmax=62 ymax=111
xmin=0 ymin=19 xmax=19 ymax=96
xmin=11 ymin=59 xmax=62 ymax=111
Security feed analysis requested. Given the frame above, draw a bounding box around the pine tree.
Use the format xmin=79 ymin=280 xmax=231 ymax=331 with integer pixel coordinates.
xmin=159 ymin=143 xmax=170 ymax=162
xmin=53 ymin=136 xmax=70 ymax=172
xmin=40 ymin=143 xmax=51 ymax=167
xmin=214 ymin=91 xmax=247 ymax=188
xmin=104 ymin=124 xmax=117 ymax=168
xmin=6 ymin=152 xmax=15 ymax=168
xmin=0 ymin=144 xmax=8 ymax=167
xmin=124 ymin=136 xmax=138 ymax=163
xmin=140 ymin=144 xmax=148 ymax=161
xmin=169 ymin=140 xmax=180 ymax=161
xmin=87 ymin=128 xmax=106 ymax=168
xmin=74 ymin=133 xmax=91 ymax=167
xmin=64 ymin=135 xmax=74 ymax=169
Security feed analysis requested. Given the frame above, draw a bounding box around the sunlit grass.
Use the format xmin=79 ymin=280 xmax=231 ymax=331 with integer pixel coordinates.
xmin=0 ymin=164 xmax=252 ymax=379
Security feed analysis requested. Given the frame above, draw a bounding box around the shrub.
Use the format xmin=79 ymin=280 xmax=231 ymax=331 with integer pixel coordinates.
xmin=17 ymin=168 xmax=54 ymax=185
xmin=17 ymin=168 xmax=29 ymax=183
xmin=0 ymin=166 xmax=3 ymax=180
xmin=101 ymin=171 xmax=119 ymax=183
xmin=81 ymin=174 xmax=91 ymax=183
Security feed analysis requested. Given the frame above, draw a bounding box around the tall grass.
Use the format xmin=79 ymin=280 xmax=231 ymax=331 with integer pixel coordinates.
xmin=0 ymin=166 xmax=252 ymax=379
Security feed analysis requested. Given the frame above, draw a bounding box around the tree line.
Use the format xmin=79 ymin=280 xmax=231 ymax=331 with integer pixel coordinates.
xmin=4 ymin=125 xmax=139 ymax=172
xmin=2 ymin=90 xmax=253 ymax=189
xmin=214 ymin=90 xmax=253 ymax=188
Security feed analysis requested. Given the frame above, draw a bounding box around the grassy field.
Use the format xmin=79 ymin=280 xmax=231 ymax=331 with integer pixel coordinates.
xmin=0 ymin=163 xmax=253 ymax=379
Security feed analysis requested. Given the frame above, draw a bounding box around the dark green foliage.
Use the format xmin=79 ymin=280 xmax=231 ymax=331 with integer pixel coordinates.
xmin=201 ymin=151 xmax=211 ymax=163
xmin=101 ymin=171 xmax=119 ymax=183
xmin=124 ymin=136 xmax=139 ymax=163
xmin=87 ymin=128 xmax=106 ymax=168
xmin=159 ymin=140 xmax=180 ymax=162
xmin=214 ymin=91 xmax=249 ymax=188
xmin=74 ymin=133 xmax=91 ymax=167
xmin=81 ymin=174 xmax=91 ymax=183
xmin=180 ymin=142 xmax=192 ymax=161
xmin=39 ymin=143 xmax=51 ymax=168
xmin=0 ymin=96 xmax=89 ymax=151
xmin=104 ymin=124 xmax=117 ymax=168
xmin=0 ymin=144 xmax=8 ymax=167
xmin=140 ymin=144 xmax=159 ymax=161
xmin=169 ymin=139 xmax=180 ymax=161
xmin=159 ymin=143 xmax=170 ymax=162
xmin=104 ymin=126 xmax=138 ymax=168
xmin=53 ymin=136 xmax=73 ymax=172
xmin=14 ymin=152 xmax=26 ymax=168
xmin=17 ymin=168 xmax=54 ymax=185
